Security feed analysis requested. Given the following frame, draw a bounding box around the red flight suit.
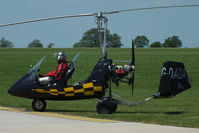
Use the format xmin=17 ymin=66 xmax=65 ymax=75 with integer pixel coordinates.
xmin=46 ymin=59 xmax=68 ymax=81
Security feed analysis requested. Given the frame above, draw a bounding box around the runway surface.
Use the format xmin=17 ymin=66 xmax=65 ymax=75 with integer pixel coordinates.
xmin=0 ymin=106 xmax=198 ymax=133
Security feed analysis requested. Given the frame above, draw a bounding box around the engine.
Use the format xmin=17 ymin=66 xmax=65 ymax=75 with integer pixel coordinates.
xmin=111 ymin=64 xmax=135 ymax=86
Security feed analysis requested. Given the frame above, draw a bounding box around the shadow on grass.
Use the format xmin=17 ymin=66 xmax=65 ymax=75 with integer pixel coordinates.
xmin=117 ymin=111 xmax=185 ymax=115
xmin=164 ymin=111 xmax=184 ymax=115
xmin=45 ymin=109 xmax=185 ymax=115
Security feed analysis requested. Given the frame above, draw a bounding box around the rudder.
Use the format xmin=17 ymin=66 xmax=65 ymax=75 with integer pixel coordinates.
xmin=155 ymin=61 xmax=191 ymax=98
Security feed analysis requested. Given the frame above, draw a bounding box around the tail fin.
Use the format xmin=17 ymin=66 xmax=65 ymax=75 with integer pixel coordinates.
xmin=155 ymin=61 xmax=191 ymax=98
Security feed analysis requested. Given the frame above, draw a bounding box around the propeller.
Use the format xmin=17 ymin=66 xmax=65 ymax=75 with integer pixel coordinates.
xmin=0 ymin=4 xmax=199 ymax=28
xmin=131 ymin=39 xmax=135 ymax=96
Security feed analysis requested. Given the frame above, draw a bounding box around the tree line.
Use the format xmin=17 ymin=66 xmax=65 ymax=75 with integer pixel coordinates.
xmin=0 ymin=28 xmax=182 ymax=48
xmin=27 ymin=39 xmax=54 ymax=48
xmin=0 ymin=38 xmax=54 ymax=48
xmin=74 ymin=28 xmax=182 ymax=48
xmin=134 ymin=35 xmax=182 ymax=48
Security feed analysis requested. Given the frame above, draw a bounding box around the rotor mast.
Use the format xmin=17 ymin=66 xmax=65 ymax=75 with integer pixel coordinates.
xmin=96 ymin=12 xmax=108 ymax=60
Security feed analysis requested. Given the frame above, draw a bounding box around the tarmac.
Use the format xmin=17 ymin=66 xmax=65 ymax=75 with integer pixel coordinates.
xmin=0 ymin=106 xmax=199 ymax=133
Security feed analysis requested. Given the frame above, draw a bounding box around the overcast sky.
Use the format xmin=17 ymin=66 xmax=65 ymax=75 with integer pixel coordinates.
xmin=0 ymin=0 xmax=199 ymax=48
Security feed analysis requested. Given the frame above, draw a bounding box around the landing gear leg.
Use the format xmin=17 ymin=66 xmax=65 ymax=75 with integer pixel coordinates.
xmin=96 ymin=75 xmax=119 ymax=114
xmin=32 ymin=99 xmax=46 ymax=112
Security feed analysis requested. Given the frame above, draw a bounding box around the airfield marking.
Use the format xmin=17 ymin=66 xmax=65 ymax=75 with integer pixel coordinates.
xmin=0 ymin=106 xmax=120 ymax=123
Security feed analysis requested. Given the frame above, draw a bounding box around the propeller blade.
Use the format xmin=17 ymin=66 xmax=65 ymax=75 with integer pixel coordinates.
xmin=104 ymin=4 xmax=199 ymax=15
xmin=131 ymin=39 xmax=135 ymax=96
xmin=0 ymin=13 xmax=94 ymax=28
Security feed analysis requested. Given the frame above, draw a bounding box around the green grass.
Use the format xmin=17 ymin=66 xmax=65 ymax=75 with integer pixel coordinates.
xmin=0 ymin=48 xmax=199 ymax=128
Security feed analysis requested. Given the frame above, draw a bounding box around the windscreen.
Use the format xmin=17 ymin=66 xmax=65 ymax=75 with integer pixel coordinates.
xmin=28 ymin=56 xmax=46 ymax=74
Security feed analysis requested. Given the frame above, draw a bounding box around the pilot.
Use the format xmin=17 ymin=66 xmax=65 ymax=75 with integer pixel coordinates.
xmin=39 ymin=52 xmax=68 ymax=85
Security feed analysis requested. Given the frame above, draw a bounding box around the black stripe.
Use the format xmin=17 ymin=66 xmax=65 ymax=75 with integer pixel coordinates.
xmin=65 ymin=91 xmax=74 ymax=94
xmin=56 ymin=62 xmax=65 ymax=80
xmin=84 ymin=88 xmax=94 ymax=91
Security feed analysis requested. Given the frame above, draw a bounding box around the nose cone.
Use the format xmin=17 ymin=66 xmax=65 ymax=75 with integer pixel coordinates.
xmin=8 ymin=82 xmax=24 ymax=96
xmin=8 ymin=72 xmax=38 ymax=98
xmin=8 ymin=86 xmax=16 ymax=96
xmin=8 ymin=78 xmax=26 ymax=97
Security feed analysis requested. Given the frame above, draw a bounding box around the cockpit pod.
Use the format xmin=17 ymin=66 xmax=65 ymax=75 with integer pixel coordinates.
xmin=153 ymin=61 xmax=191 ymax=99
xmin=8 ymin=56 xmax=46 ymax=98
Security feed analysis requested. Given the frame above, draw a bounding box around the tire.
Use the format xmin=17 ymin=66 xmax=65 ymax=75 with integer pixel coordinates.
xmin=109 ymin=103 xmax=117 ymax=113
xmin=96 ymin=100 xmax=118 ymax=114
xmin=32 ymin=99 xmax=46 ymax=112
xmin=96 ymin=101 xmax=111 ymax=114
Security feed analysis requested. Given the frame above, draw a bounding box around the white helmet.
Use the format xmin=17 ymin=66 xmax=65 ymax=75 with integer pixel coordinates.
xmin=54 ymin=52 xmax=66 ymax=61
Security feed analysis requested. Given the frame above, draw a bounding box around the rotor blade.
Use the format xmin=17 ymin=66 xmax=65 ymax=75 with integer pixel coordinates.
xmin=1 ymin=4 xmax=198 ymax=28
xmin=0 ymin=13 xmax=94 ymax=28
xmin=131 ymin=40 xmax=135 ymax=66
xmin=104 ymin=4 xmax=199 ymax=15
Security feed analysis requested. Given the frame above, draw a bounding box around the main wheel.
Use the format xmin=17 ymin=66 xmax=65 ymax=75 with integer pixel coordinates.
xmin=96 ymin=100 xmax=118 ymax=114
xmin=109 ymin=103 xmax=117 ymax=113
xmin=32 ymin=99 xmax=46 ymax=112
xmin=96 ymin=101 xmax=110 ymax=114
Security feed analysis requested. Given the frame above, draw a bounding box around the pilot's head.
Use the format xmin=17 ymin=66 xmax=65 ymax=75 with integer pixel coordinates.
xmin=54 ymin=52 xmax=66 ymax=62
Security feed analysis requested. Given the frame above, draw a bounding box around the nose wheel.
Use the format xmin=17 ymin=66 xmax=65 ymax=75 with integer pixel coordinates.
xmin=32 ymin=99 xmax=46 ymax=111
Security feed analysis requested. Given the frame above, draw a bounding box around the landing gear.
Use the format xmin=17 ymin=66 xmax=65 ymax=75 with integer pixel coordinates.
xmin=96 ymin=98 xmax=118 ymax=114
xmin=32 ymin=99 xmax=46 ymax=111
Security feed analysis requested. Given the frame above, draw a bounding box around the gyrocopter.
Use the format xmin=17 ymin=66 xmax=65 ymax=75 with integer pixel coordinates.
xmin=2 ymin=4 xmax=195 ymax=113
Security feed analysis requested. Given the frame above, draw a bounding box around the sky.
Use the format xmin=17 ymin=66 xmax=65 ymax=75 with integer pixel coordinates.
xmin=0 ymin=0 xmax=199 ymax=48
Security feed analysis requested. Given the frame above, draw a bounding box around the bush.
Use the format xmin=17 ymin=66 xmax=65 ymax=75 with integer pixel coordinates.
xmin=150 ymin=42 xmax=162 ymax=48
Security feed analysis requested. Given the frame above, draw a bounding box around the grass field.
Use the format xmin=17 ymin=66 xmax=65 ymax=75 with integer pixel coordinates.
xmin=0 ymin=48 xmax=199 ymax=128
